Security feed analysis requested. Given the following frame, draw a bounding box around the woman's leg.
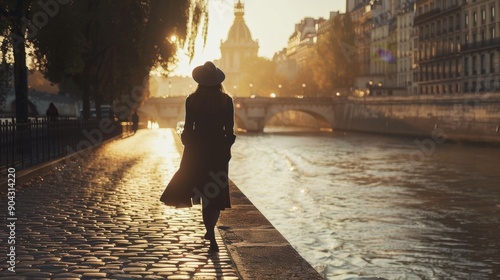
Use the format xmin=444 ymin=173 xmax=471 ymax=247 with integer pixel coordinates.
xmin=202 ymin=206 xmax=220 ymax=251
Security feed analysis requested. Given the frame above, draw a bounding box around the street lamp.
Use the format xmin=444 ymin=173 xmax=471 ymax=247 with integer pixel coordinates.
xmin=377 ymin=82 xmax=383 ymax=96
xmin=367 ymin=80 xmax=374 ymax=96
xmin=249 ymin=83 xmax=253 ymax=96
xmin=278 ymin=84 xmax=282 ymax=96
xmin=302 ymin=83 xmax=306 ymax=97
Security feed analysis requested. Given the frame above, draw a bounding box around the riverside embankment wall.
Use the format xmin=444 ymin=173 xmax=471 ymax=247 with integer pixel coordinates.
xmin=332 ymin=94 xmax=500 ymax=144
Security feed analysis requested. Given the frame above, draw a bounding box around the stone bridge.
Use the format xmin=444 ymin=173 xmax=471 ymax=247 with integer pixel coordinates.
xmin=141 ymin=96 xmax=336 ymax=132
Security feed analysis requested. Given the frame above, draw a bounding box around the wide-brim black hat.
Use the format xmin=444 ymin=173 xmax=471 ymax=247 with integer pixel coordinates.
xmin=192 ymin=61 xmax=225 ymax=86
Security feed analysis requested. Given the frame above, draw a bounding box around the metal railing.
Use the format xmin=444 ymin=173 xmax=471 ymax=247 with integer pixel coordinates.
xmin=0 ymin=117 xmax=123 ymax=173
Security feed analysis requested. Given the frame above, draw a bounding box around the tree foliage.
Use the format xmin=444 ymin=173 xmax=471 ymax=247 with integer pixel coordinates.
xmin=309 ymin=13 xmax=357 ymax=95
xmin=1 ymin=0 xmax=208 ymax=120
xmin=1 ymin=0 xmax=31 ymax=121
xmin=237 ymin=56 xmax=287 ymax=97
xmin=0 ymin=37 xmax=13 ymax=106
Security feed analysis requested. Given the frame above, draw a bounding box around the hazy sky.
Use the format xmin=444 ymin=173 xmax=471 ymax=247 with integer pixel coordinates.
xmin=171 ymin=0 xmax=346 ymax=76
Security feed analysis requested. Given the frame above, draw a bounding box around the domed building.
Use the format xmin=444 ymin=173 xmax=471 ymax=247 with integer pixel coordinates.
xmin=219 ymin=0 xmax=259 ymax=94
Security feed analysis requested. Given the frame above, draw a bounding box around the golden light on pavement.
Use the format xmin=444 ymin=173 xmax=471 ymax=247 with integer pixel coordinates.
xmin=148 ymin=120 xmax=160 ymax=130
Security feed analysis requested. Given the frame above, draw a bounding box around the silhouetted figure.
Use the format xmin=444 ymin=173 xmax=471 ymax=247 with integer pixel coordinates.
xmin=131 ymin=111 xmax=139 ymax=134
xmin=46 ymin=102 xmax=59 ymax=121
xmin=160 ymin=61 xmax=236 ymax=252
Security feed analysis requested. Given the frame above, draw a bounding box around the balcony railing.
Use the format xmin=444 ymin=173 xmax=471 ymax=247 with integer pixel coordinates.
xmin=461 ymin=38 xmax=500 ymax=52
xmin=415 ymin=8 xmax=441 ymax=24
xmin=414 ymin=3 xmax=462 ymax=25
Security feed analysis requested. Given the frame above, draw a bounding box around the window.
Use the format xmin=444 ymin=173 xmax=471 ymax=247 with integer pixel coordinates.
xmin=481 ymin=54 xmax=486 ymax=74
xmin=473 ymin=12 xmax=477 ymax=26
xmin=472 ymin=81 xmax=477 ymax=93
xmin=492 ymin=6 xmax=496 ymax=20
xmin=465 ymin=14 xmax=469 ymax=27
xmin=465 ymin=57 xmax=469 ymax=76
xmin=482 ymin=9 xmax=486 ymax=24
xmin=492 ymin=27 xmax=496 ymax=42
xmin=491 ymin=53 xmax=496 ymax=73
xmin=449 ymin=16 xmax=454 ymax=31
xmin=464 ymin=82 xmax=469 ymax=93
xmin=480 ymin=81 xmax=486 ymax=92
xmin=472 ymin=56 xmax=477 ymax=75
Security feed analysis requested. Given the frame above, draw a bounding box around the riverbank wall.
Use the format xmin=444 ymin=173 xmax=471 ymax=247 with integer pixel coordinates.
xmin=332 ymin=93 xmax=500 ymax=144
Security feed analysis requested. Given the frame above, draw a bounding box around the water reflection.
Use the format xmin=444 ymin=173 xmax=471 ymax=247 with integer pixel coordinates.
xmin=230 ymin=130 xmax=500 ymax=279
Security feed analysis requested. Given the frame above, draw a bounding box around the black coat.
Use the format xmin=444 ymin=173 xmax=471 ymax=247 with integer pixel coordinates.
xmin=160 ymin=91 xmax=235 ymax=210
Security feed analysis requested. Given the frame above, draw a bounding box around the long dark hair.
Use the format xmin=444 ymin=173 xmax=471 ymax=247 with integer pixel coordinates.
xmin=190 ymin=84 xmax=228 ymax=114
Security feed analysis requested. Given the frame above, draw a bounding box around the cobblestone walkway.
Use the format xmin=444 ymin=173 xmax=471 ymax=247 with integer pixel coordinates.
xmin=0 ymin=129 xmax=240 ymax=279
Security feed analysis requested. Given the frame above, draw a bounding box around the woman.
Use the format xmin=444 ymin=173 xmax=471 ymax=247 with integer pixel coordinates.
xmin=160 ymin=61 xmax=236 ymax=252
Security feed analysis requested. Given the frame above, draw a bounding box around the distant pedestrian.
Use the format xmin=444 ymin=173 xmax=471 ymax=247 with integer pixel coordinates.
xmin=160 ymin=61 xmax=236 ymax=252
xmin=46 ymin=102 xmax=59 ymax=121
xmin=131 ymin=111 xmax=139 ymax=134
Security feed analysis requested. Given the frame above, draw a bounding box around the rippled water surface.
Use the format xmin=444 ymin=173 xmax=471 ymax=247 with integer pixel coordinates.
xmin=229 ymin=129 xmax=500 ymax=279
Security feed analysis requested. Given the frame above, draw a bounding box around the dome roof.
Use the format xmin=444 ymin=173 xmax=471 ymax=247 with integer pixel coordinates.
xmin=227 ymin=18 xmax=254 ymax=43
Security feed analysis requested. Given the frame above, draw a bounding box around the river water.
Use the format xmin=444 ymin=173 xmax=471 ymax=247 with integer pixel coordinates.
xmin=229 ymin=128 xmax=500 ymax=280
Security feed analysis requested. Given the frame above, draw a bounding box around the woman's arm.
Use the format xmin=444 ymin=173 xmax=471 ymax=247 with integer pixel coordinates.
xmin=224 ymin=96 xmax=236 ymax=145
xmin=181 ymin=95 xmax=194 ymax=145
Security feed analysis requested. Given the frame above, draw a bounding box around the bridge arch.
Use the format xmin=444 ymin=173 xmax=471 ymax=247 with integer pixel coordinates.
xmin=232 ymin=97 xmax=335 ymax=132
xmin=263 ymin=108 xmax=333 ymax=131
xmin=142 ymin=97 xmax=336 ymax=133
xmin=234 ymin=112 xmax=248 ymax=132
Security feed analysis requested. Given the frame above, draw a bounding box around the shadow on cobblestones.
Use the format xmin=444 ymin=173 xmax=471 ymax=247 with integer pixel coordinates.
xmin=0 ymin=129 xmax=239 ymax=279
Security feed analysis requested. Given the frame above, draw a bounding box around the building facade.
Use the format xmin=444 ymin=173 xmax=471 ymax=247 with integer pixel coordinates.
xmin=351 ymin=0 xmax=375 ymax=88
xmin=415 ymin=0 xmax=500 ymax=94
xmin=219 ymin=0 xmax=259 ymax=91
xmin=282 ymin=17 xmax=323 ymax=81
xmin=397 ymin=4 xmax=415 ymax=94
xmin=415 ymin=0 xmax=464 ymax=94
xmin=461 ymin=0 xmax=500 ymax=93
